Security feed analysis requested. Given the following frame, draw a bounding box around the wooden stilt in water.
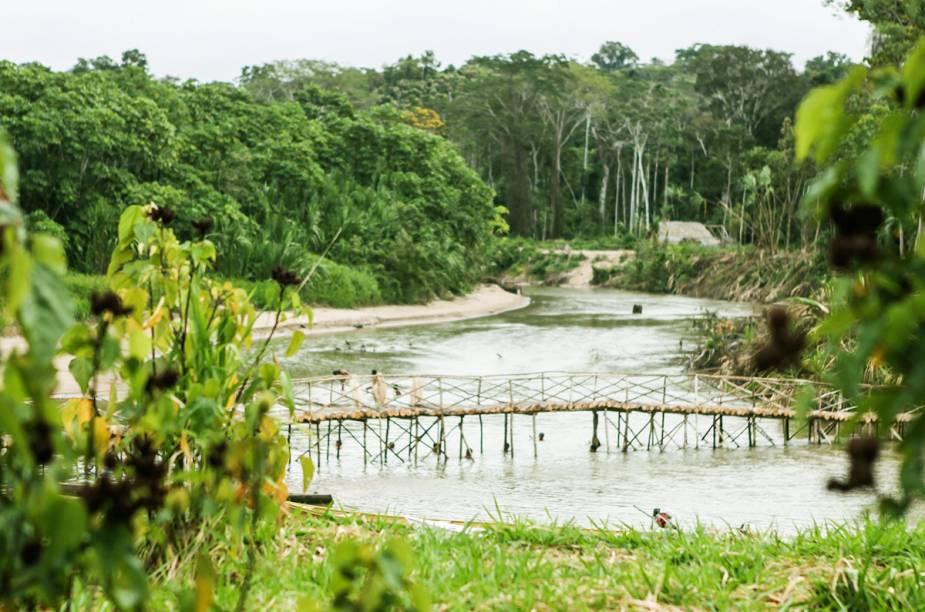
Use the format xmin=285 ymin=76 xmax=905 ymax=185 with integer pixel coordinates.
xmin=783 ymin=417 xmax=790 ymax=445
xmin=503 ymin=414 xmax=509 ymax=454
xmin=326 ymin=421 xmax=332 ymax=460
xmin=414 ymin=416 xmax=420 ymax=465
xmin=479 ymin=415 xmax=484 ymax=454
xmin=509 ymin=413 xmax=514 ymax=456
xmin=315 ymin=422 xmax=321 ymax=469
xmin=615 ymin=410 xmax=622 ymax=450
xmin=682 ymin=415 xmax=688 ymax=448
xmin=363 ymin=420 xmax=368 ymax=465
xmin=622 ymin=413 xmax=630 ymax=453
xmin=591 ymin=410 xmax=601 ymax=452
xmin=604 ymin=409 xmax=611 ymax=454
xmin=384 ymin=417 xmax=390 ymax=464
xmin=659 ymin=412 xmax=666 ymax=450
xmin=532 ymin=412 xmax=538 ymax=458
xmin=287 ymin=423 xmax=292 ymax=460
xmin=408 ymin=417 xmax=414 ymax=461
xmin=459 ymin=416 xmax=464 ymax=459
xmin=439 ymin=415 xmax=446 ymax=460
xmin=336 ymin=420 xmax=342 ymax=459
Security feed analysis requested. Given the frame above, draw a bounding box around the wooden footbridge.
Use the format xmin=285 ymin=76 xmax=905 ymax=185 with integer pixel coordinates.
xmin=282 ymin=372 xmax=916 ymax=467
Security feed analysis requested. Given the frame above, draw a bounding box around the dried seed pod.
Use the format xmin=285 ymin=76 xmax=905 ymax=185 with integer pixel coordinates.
xmin=271 ymin=266 xmax=300 ymax=287
xmin=145 ymin=368 xmax=179 ymax=394
xmin=827 ymin=436 xmax=880 ymax=492
xmin=751 ymin=307 xmax=805 ymax=371
xmin=24 ymin=417 xmax=53 ymax=465
xmin=90 ymin=290 xmax=134 ymax=317
xmin=148 ymin=206 xmax=176 ymax=225
xmin=828 ymin=203 xmax=883 ymax=270
xmin=20 ymin=539 xmax=42 ymax=566
xmin=207 ymin=440 xmax=227 ymax=469
xmin=192 ymin=216 xmax=214 ymax=237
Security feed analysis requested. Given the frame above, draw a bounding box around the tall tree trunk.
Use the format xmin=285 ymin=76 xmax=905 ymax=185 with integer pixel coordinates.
xmin=663 ymin=164 xmax=669 ymax=212
xmin=640 ymin=151 xmax=651 ymax=231
xmin=581 ymin=114 xmax=591 ymax=206
xmin=614 ymin=151 xmax=623 ymax=236
xmin=550 ymin=132 xmax=563 ymax=238
xmin=598 ymin=163 xmax=610 ymax=225
xmin=630 ymin=147 xmax=639 ymax=234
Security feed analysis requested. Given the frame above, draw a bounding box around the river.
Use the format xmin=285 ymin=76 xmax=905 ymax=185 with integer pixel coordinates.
xmin=278 ymin=287 xmax=897 ymax=532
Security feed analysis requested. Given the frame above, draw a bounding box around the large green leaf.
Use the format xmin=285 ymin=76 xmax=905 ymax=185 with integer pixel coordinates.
xmin=795 ymin=66 xmax=866 ymax=162
xmin=19 ymin=263 xmax=74 ymax=362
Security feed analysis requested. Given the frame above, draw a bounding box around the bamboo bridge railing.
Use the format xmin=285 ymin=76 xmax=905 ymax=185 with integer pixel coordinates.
xmin=281 ymin=372 xmax=917 ymax=466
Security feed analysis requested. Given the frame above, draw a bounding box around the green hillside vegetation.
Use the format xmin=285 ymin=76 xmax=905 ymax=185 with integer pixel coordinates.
xmin=0 ymin=55 xmax=500 ymax=306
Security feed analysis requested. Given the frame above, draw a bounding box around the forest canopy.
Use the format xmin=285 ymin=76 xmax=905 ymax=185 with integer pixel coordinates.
xmin=238 ymin=44 xmax=856 ymax=248
xmin=0 ymin=33 xmax=878 ymax=301
xmin=0 ymin=53 xmax=499 ymax=304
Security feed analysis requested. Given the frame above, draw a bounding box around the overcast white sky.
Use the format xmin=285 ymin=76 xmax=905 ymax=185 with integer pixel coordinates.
xmin=2 ymin=1 xmax=870 ymax=82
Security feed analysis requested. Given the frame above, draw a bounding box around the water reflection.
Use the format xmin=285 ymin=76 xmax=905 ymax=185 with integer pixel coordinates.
xmin=279 ymin=287 xmax=893 ymax=531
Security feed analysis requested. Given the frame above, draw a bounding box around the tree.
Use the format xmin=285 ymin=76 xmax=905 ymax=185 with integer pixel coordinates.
xmin=829 ymin=0 xmax=925 ymax=65
xmin=678 ymin=44 xmax=805 ymax=147
xmin=591 ymin=41 xmax=639 ymax=72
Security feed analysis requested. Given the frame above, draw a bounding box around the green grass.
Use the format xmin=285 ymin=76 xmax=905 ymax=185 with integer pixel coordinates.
xmin=61 ymin=257 xmax=386 ymax=322
xmin=80 ymin=510 xmax=925 ymax=610
xmin=234 ymin=255 xmax=385 ymax=310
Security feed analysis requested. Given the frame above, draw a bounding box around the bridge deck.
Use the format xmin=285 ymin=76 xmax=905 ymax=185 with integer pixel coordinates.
xmin=282 ymin=372 xmax=917 ymax=464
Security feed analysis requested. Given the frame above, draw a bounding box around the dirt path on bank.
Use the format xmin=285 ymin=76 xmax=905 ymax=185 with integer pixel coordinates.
xmin=1 ymin=284 xmax=529 ymax=397
xmin=545 ymin=249 xmax=634 ymax=287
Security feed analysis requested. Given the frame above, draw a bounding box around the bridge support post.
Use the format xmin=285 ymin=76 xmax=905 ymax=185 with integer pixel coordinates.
xmin=479 ymin=415 xmax=484 ymax=454
xmin=384 ymin=418 xmax=390 ymax=464
xmin=604 ymin=409 xmax=611 ymax=453
xmin=532 ymin=413 xmax=538 ymax=458
xmin=659 ymin=413 xmax=666 ymax=450
xmin=315 ymin=422 xmax=321 ymax=470
xmin=326 ymin=421 xmax=332 ymax=461
xmin=615 ymin=411 xmax=622 ymax=450
xmin=783 ymin=417 xmax=789 ymax=445
xmin=438 ymin=415 xmax=446 ymax=460
xmin=503 ymin=414 xmax=509 ymax=454
xmin=459 ymin=416 xmax=464 ymax=459
xmin=337 ymin=420 xmax=342 ymax=459
xmin=363 ymin=420 xmax=368 ymax=465
xmin=591 ymin=411 xmax=601 ymax=452
xmin=414 ymin=417 xmax=420 ymax=465
xmin=622 ymin=413 xmax=630 ymax=453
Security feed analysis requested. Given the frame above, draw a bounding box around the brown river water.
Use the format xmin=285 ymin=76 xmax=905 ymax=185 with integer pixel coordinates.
xmin=275 ymin=287 xmax=900 ymax=532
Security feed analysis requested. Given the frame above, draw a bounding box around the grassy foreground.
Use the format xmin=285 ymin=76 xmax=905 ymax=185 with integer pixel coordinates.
xmin=77 ymin=508 xmax=925 ymax=610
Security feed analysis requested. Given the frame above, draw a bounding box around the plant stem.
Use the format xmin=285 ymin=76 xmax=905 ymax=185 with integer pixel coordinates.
xmin=234 ymin=285 xmax=285 ymax=405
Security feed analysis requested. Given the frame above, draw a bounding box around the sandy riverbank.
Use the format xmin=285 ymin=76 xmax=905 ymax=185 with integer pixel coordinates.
xmin=253 ymin=283 xmax=529 ymax=337
xmin=1 ymin=284 xmax=529 ymax=397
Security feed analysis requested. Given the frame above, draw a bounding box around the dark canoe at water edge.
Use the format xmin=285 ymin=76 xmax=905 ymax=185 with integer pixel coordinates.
xmin=54 ymin=483 xmax=334 ymax=507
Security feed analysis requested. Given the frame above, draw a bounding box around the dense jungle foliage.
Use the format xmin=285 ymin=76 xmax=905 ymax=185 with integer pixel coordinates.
xmin=239 ymin=42 xmax=848 ymax=247
xmin=0 ymin=56 xmax=500 ymax=305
